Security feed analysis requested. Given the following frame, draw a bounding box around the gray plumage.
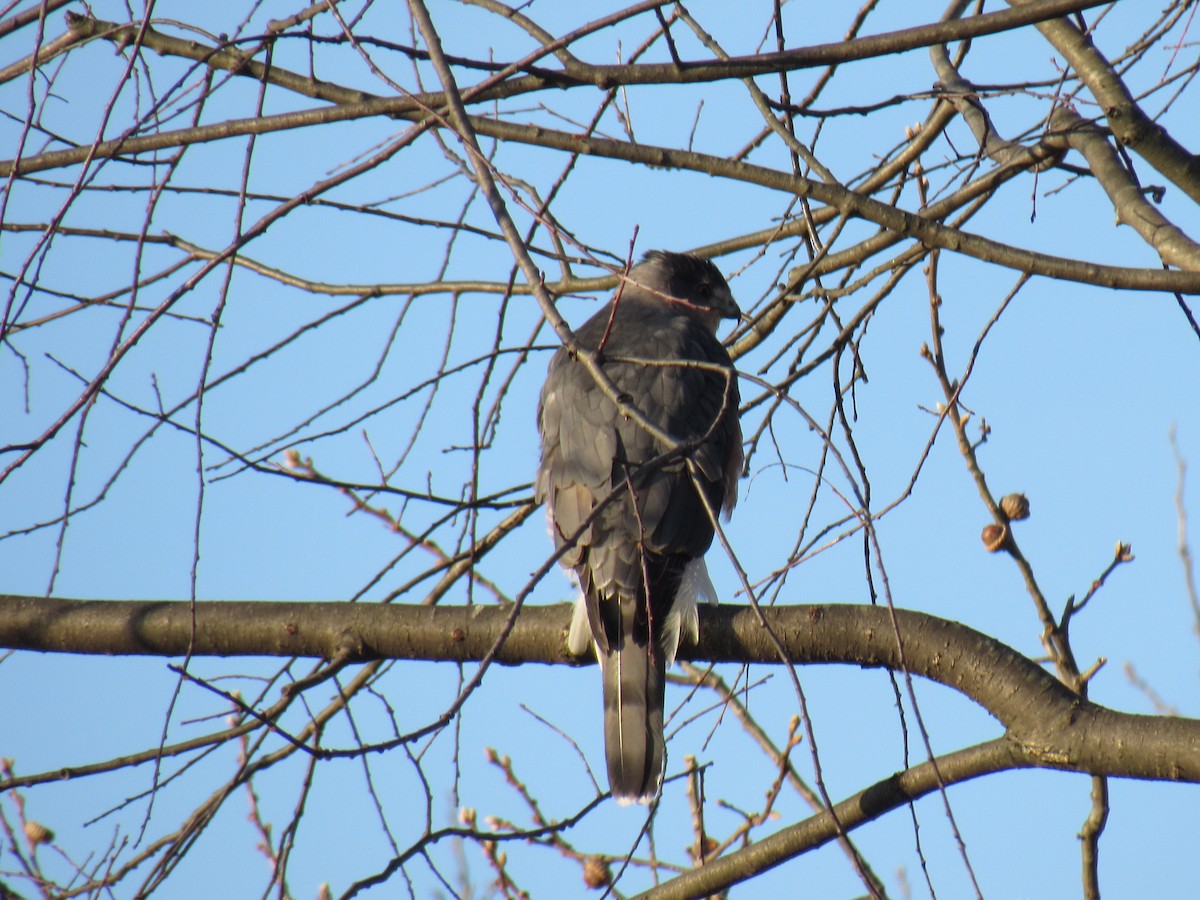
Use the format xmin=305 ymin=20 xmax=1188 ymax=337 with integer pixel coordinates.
xmin=536 ymin=250 xmax=742 ymax=803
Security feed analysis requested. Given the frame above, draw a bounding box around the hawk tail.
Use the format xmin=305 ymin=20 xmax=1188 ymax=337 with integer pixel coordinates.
xmin=600 ymin=628 xmax=666 ymax=804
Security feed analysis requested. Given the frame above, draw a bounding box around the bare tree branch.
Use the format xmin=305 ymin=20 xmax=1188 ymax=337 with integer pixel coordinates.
xmin=2 ymin=596 xmax=1198 ymax=784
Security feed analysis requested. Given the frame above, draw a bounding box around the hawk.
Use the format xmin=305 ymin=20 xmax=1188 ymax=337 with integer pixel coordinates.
xmin=536 ymin=250 xmax=742 ymax=803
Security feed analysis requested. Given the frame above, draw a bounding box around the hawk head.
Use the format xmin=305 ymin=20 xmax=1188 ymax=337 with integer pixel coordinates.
xmin=625 ymin=250 xmax=742 ymax=332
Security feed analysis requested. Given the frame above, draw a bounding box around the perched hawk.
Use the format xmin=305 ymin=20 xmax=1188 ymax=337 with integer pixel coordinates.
xmin=536 ymin=250 xmax=742 ymax=803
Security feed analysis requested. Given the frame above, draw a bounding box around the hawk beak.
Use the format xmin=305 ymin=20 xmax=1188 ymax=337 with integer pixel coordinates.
xmin=722 ymin=295 xmax=743 ymax=321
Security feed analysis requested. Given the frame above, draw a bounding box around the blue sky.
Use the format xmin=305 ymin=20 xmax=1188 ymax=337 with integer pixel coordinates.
xmin=2 ymin=1 xmax=1199 ymax=897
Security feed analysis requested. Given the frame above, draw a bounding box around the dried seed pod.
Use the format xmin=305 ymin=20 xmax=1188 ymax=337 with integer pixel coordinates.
xmin=583 ymin=856 xmax=612 ymax=889
xmin=24 ymin=821 xmax=54 ymax=845
xmin=1000 ymin=493 xmax=1030 ymax=521
xmin=981 ymin=523 xmax=1008 ymax=553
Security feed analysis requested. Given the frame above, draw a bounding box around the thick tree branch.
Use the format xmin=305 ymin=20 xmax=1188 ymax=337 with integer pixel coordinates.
xmin=1011 ymin=0 xmax=1200 ymax=205
xmin=3 ymin=596 xmax=1198 ymax=784
xmin=47 ymin=1 xmax=1111 ymax=107
xmin=639 ymin=739 xmax=1025 ymax=900
xmin=474 ymin=117 xmax=1197 ymax=292
xmin=1052 ymin=106 xmax=1200 ymax=270
xmin=0 ymin=0 xmax=74 ymax=41
xmin=929 ymin=4 xmax=1035 ymax=168
xmin=7 ymin=99 xmax=1193 ymax=292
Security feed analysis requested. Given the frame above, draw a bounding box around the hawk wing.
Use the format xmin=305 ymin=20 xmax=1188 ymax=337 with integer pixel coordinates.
xmin=537 ymin=278 xmax=741 ymax=803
